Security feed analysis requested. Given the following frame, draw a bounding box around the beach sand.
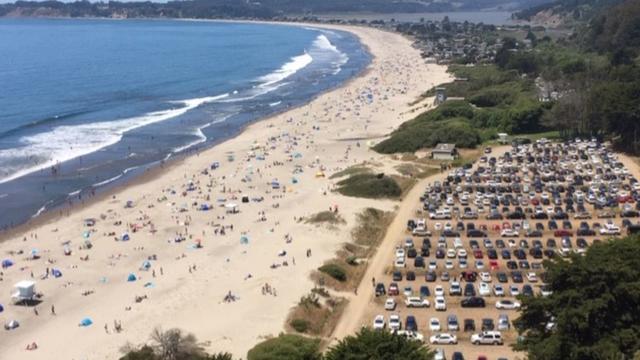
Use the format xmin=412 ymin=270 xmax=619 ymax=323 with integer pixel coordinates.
xmin=0 ymin=23 xmax=451 ymax=359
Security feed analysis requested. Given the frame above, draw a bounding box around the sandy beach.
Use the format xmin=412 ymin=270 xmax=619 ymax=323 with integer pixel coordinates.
xmin=0 ymin=23 xmax=451 ymax=359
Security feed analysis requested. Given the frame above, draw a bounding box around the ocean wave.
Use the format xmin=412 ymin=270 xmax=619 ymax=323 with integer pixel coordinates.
xmin=257 ymin=52 xmax=313 ymax=88
xmin=172 ymin=115 xmax=230 ymax=154
xmin=311 ymin=34 xmax=349 ymax=74
xmin=0 ymin=93 xmax=229 ymax=185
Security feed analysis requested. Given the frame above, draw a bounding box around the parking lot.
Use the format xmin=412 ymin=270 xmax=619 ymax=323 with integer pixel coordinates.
xmin=365 ymin=139 xmax=640 ymax=360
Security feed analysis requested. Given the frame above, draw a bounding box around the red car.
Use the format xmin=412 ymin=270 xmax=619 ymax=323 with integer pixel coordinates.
xmin=554 ymin=229 xmax=573 ymax=237
xmin=489 ymin=260 xmax=499 ymax=270
xmin=473 ymin=250 xmax=484 ymax=259
xmin=388 ymin=282 xmax=399 ymax=295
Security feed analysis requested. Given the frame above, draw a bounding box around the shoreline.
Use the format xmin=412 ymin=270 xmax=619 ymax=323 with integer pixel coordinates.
xmin=0 ymin=19 xmax=373 ymax=236
xmin=0 ymin=22 xmax=452 ymax=359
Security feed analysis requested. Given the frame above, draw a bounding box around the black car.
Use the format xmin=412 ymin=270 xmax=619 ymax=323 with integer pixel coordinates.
xmin=407 ymin=248 xmax=417 ymax=258
xmin=375 ymin=283 xmax=386 ymax=296
xmin=406 ymin=271 xmax=416 ymax=281
xmin=435 ymin=249 xmax=445 ymax=259
xmin=425 ymin=271 xmax=437 ymax=282
xmin=482 ymin=318 xmax=495 ymax=331
xmin=414 ymin=256 xmax=425 ymax=268
xmin=497 ymin=272 xmax=508 ymax=283
xmin=511 ymin=271 xmax=524 ymax=283
xmin=392 ymin=271 xmax=403 ymax=281
xmin=501 ymin=249 xmax=511 ymax=259
xmin=464 ymin=319 xmax=476 ymax=332
xmin=487 ymin=249 xmax=498 ymax=259
xmin=506 ymin=260 xmax=518 ymax=269
xmin=452 ymin=352 xmax=465 ymax=360
xmin=464 ymin=283 xmax=476 ymax=296
xmin=522 ymin=285 xmax=534 ymax=297
xmin=461 ymin=297 xmax=486 ymax=308
xmin=467 ymin=229 xmax=487 ymax=237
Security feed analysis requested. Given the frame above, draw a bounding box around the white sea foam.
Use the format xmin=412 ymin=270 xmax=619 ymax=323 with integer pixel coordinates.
xmin=269 ymin=101 xmax=282 ymax=107
xmin=172 ymin=115 xmax=230 ymax=154
xmin=257 ymin=52 xmax=313 ymax=88
xmin=0 ymin=93 xmax=229 ymax=185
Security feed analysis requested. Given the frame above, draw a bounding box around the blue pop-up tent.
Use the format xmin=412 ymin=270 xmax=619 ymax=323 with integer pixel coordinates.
xmin=52 ymin=269 xmax=63 ymax=278
xmin=127 ymin=273 xmax=137 ymax=282
xmin=1 ymin=259 xmax=13 ymax=268
xmin=80 ymin=317 xmax=93 ymax=327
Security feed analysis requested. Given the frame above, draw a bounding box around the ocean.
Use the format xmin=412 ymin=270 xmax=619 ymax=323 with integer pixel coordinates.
xmin=0 ymin=18 xmax=370 ymax=229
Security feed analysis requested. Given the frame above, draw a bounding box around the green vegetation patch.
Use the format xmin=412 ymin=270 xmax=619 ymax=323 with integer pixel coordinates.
xmin=247 ymin=334 xmax=321 ymax=360
xmin=318 ymin=263 xmax=347 ymax=282
xmin=336 ymin=173 xmax=402 ymax=199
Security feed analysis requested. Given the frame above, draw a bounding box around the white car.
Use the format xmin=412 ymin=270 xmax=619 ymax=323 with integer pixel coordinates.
xmin=405 ymin=296 xmax=430 ymax=308
xmin=526 ymin=272 xmax=538 ymax=282
xmin=449 ymin=281 xmax=461 ymax=295
xmin=501 ymin=229 xmax=519 ymax=237
xmin=508 ymin=239 xmax=517 ymax=248
xmin=429 ymin=317 xmax=441 ymax=332
xmin=429 ymin=333 xmax=458 ymax=345
xmin=434 ymin=348 xmax=445 ymax=360
xmin=600 ymin=225 xmax=621 ymax=235
xmin=478 ymin=282 xmax=491 ymax=296
xmin=389 ymin=314 xmax=401 ymax=330
xmin=457 ymin=249 xmax=467 ymax=258
xmin=384 ymin=298 xmax=396 ymax=310
xmin=445 ymin=260 xmax=454 ymax=269
xmin=479 ymin=272 xmax=492 ymax=282
xmin=394 ymin=330 xmax=424 ymax=342
xmin=395 ymin=248 xmax=406 ymax=258
xmin=373 ymin=315 xmax=385 ymax=329
xmin=394 ymin=257 xmax=406 ymax=268
xmin=493 ymin=284 xmax=505 ymax=297
xmin=434 ymin=296 xmax=447 ymax=311
xmin=428 ymin=260 xmax=437 ymax=270
xmin=496 ymin=300 xmax=521 ymax=310
xmin=446 ymin=249 xmax=456 ymax=258
xmin=434 ymin=222 xmax=443 ymax=231
xmin=403 ymin=286 xmax=413 ymax=297
xmin=471 ymin=331 xmax=503 ymax=345
xmin=434 ymin=285 xmax=445 ymax=297
xmin=510 ymin=285 xmax=520 ymax=297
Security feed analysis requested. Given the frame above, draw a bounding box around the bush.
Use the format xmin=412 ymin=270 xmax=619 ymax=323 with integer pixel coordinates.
xmin=289 ymin=319 xmax=310 ymax=333
xmin=335 ymin=173 xmax=402 ymax=198
xmin=318 ymin=263 xmax=347 ymax=282
xmin=247 ymin=334 xmax=321 ymax=360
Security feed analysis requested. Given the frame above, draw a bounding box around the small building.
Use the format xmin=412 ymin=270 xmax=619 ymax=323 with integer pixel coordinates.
xmin=434 ymin=87 xmax=447 ymax=105
xmin=431 ymin=143 xmax=458 ymax=161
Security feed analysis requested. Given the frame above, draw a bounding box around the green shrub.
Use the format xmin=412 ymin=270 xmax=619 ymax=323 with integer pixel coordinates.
xmin=289 ymin=319 xmax=310 ymax=333
xmin=335 ymin=173 xmax=402 ymax=199
xmin=318 ymin=263 xmax=347 ymax=282
xmin=247 ymin=334 xmax=321 ymax=360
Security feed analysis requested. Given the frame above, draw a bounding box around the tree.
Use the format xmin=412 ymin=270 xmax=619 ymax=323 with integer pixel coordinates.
xmin=247 ymin=334 xmax=321 ymax=360
xmin=149 ymin=327 xmax=206 ymax=360
xmin=514 ymin=236 xmax=640 ymax=360
xmin=325 ymin=327 xmax=434 ymax=360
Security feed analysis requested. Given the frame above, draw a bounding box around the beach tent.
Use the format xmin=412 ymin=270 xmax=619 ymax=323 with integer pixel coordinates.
xmin=211 ymin=162 xmax=220 ymax=170
xmin=1 ymin=259 xmax=13 ymax=268
xmin=79 ymin=317 xmax=93 ymax=327
xmin=31 ymin=249 xmax=40 ymax=259
xmin=4 ymin=320 xmax=19 ymax=330
xmin=121 ymin=233 xmax=130 ymax=241
xmin=271 ymin=181 xmax=280 ymax=190
xmin=12 ymin=280 xmax=36 ymax=304
xmin=240 ymin=235 xmax=250 ymax=245
xmin=293 ymin=152 xmax=303 ymax=158
xmin=292 ymin=177 xmax=299 ymax=184
xmin=125 ymin=200 xmax=134 ymax=208
xmin=0 ymin=304 xmax=4 ymax=312
xmin=199 ymin=204 xmax=211 ymax=211
xmin=83 ymin=218 xmax=96 ymax=227
xmin=140 ymin=261 xmax=151 ymax=271
xmin=127 ymin=273 xmax=137 ymax=282
xmin=83 ymin=231 xmax=91 ymax=239
xmin=52 ymin=269 xmax=62 ymax=278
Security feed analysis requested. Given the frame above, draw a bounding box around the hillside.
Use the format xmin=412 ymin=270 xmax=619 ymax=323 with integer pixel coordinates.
xmin=0 ymin=0 xmax=551 ymax=19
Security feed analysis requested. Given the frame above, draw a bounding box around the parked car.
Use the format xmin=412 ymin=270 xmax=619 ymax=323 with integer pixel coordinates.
xmin=430 ymin=333 xmax=458 ymax=345
xmin=471 ymin=331 xmax=503 ymax=345
xmin=496 ymin=300 xmax=521 ymax=310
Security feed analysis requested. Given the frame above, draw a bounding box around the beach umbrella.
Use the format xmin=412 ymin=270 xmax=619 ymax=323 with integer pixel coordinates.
xmin=127 ymin=273 xmax=137 ymax=282
xmin=79 ymin=318 xmax=93 ymax=327
xmin=1 ymin=259 xmax=13 ymax=268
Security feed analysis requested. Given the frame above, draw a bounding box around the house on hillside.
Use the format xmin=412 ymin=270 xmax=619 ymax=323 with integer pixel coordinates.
xmin=431 ymin=143 xmax=458 ymax=160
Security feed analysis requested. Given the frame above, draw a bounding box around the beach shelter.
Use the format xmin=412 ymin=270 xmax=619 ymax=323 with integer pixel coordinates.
xmin=293 ymin=152 xmax=303 ymax=158
xmin=52 ymin=269 xmax=63 ymax=278
xmin=125 ymin=200 xmax=134 ymax=208
xmin=292 ymin=177 xmax=299 ymax=184
xmin=127 ymin=273 xmax=137 ymax=282
xmin=121 ymin=233 xmax=130 ymax=241
xmin=140 ymin=261 xmax=151 ymax=271
xmin=1 ymin=259 xmax=13 ymax=269
xmin=79 ymin=317 xmax=93 ymax=327
xmin=0 ymin=304 xmax=4 ymax=312
xmin=211 ymin=162 xmax=220 ymax=170
xmin=199 ymin=204 xmax=211 ymax=211
xmin=31 ymin=249 xmax=40 ymax=259
xmin=240 ymin=235 xmax=249 ymax=245
xmin=12 ymin=280 xmax=36 ymax=304
xmin=4 ymin=320 xmax=19 ymax=330
xmin=271 ymin=181 xmax=280 ymax=190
